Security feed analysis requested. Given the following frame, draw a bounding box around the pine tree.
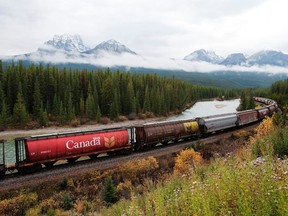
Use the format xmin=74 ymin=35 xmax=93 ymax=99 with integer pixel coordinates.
xmin=103 ymin=177 xmax=117 ymax=206
xmin=143 ymin=86 xmax=151 ymax=112
xmin=101 ymin=76 xmax=113 ymax=116
xmin=86 ymin=94 xmax=96 ymax=120
xmin=13 ymin=83 xmax=29 ymax=126
xmin=32 ymin=78 xmax=42 ymax=119
xmin=0 ymin=100 xmax=9 ymax=129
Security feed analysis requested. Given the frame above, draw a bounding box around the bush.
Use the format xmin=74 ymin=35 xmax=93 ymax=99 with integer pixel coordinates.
xmin=269 ymin=129 xmax=288 ymax=159
xmin=138 ymin=113 xmax=146 ymax=119
xmin=62 ymin=194 xmax=73 ymax=210
xmin=99 ymin=117 xmax=111 ymax=124
xmin=128 ymin=112 xmax=137 ymax=120
xmin=115 ymin=157 xmax=159 ymax=184
xmin=117 ymin=115 xmax=128 ymax=122
xmin=174 ymin=149 xmax=203 ymax=177
xmin=103 ymin=177 xmax=117 ymax=206
xmin=0 ymin=192 xmax=38 ymax=216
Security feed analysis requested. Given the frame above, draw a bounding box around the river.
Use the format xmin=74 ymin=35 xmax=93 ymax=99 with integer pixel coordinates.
xmin=1 ymin=99 xmax=240 ymax=165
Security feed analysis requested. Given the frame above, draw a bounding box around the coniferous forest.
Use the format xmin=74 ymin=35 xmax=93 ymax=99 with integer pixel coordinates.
xmin=0 ymin=60 xmax=237 ymax=128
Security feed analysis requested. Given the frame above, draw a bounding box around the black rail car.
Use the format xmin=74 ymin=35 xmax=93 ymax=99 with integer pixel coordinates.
xmin=0 ymin=140 xmax=6 ymax=176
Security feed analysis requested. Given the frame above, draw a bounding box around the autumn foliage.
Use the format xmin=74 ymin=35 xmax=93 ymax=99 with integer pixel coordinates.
xmin=173 ymin=149 xmax=203 ymax=177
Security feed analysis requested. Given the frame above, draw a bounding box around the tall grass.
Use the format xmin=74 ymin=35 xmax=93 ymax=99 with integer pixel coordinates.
xmin=101 ymin=155 xmax=288 ymax=216
xmin=101 ymin=118 xmax=288 ymax=216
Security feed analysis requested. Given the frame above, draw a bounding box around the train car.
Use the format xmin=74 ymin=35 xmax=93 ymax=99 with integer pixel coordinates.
xmin=237 ymin=110 xmax=258 ymax=126
xmin=15 ymin=127 xmax=130 ymax=172
xmin=133 ymin=119 xmax=199 ymax=149
xmin=197 ymin=113 xmax=238 ymax=134
xmin=267 ymin=104 xmax=276 ymax=114
xmin=257 ymin=107 xmax=270 ymax=119
xmin=0 ymin=140 xmax=6 ymax=177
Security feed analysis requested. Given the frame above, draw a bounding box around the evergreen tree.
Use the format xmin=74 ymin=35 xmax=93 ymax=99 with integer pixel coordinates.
xmin=0 ymin=100 xmax=9 ymax=129
xmin=86 ymin=94 xmax=96 ymax=120
xmin=103 ymin=177 xmax=117 ymax=206
xmin=110 ymin=89 xmax=120 ymax=119
xmin=143 ymin=86 xmax=151 ymax=112
xmin=66 ymin=92 xmax=75 ymax=122
xmin=32 ymin=78 xmax=42 ymax=119
xmin=101 ymin=76 xmax=113 ymax=116
xmin=13 ymin=83 xmax=29 ymax=126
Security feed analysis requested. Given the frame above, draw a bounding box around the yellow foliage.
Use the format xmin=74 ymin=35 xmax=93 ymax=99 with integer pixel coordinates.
xmin=117 ymin=180 xmax=133 ymax=199
xmin=116 ymin=157 xmax=159 ymax=183
xmin=74 ymin=200 xmax=85 ymax=214
xmin=39 ymin=197 xmax=59 ymax=213
xmin=0 ymin=192 xmax=37 ymax=215
xmin=174 ymin=149 xmax=203 ymax=177
xmin=250 ymin=117 xmax=275 ymax=145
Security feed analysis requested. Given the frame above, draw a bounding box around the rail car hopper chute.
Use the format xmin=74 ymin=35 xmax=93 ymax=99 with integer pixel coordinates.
xmin=14 ymin=128 xmax=130 ymax=171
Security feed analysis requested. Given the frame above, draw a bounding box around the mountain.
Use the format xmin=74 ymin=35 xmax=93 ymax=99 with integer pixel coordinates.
xmin=83 ymin=39 xmax=137 ymax=56
xmin=247 ymin=50 xmax=288 ymax=67
xmin=39 ymin=34 xmax=90 ymax=53
xmin=183 ymin=49 xmax=223 ymax=64
xmin=220 ymin=53 xmax=247 ymax=66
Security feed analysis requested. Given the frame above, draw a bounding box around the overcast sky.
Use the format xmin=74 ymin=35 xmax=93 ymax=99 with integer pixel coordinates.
xmin=1 ymin=0 xmax=287 ymax=59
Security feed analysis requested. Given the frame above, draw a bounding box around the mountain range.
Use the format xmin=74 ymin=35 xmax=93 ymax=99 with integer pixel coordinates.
xmin=2 ymin=34 xmax=288 ymax=88
xmin=3 ymin=33 xmax=288 ymax=69
xmin=184 ymin=49 xmax=288 ymax=67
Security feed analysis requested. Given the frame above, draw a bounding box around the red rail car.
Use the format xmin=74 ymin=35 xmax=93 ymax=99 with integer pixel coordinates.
xmin=15 ymin=127 xmax=130 ymax=172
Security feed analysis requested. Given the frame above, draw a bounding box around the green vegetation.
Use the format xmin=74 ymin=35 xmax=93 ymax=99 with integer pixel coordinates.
xmin=0 ymin=60 xmax=237 ymax=128
xmin=101 ymin=117 xmax=288 ymax=216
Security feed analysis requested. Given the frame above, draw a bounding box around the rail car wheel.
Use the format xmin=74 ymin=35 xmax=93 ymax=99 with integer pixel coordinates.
xmin=107 ymin=151 xmax=117 ymax=156
xmin=161 ymin=141 xmax=168 ymax=145
xmin=17 ymin=164 xmax=42 ymax=174
xmin=67 ymin=157 xmax=79 ymax=163
xmin=44 ymin=161 xmax=56 ymax=168
xmin=0 ymin=171 xmax=5 ymax=177
xmin=89 ymin=154 xmax=99 ymax=159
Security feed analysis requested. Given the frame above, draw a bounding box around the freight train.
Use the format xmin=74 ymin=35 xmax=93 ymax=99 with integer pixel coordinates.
xmin=0 ymin=97 xmax=279 ymax=176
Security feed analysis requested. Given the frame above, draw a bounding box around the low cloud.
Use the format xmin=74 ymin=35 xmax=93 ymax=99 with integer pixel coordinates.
xmin=4 ymin=50 xmax=288 ymax=75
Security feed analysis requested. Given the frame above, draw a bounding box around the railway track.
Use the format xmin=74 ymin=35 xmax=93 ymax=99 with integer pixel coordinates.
xmin=0 ymin=122 xmax=258 ymax=193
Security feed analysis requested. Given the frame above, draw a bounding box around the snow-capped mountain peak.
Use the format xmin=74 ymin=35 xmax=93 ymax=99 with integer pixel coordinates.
xmin=247 ymin=50 xmax=288 ymax=66
xmin=220 ymin=53 xmax=247 ymax=66
xmin=41 ymin=34 xmax=90 ymax=52
xmin=184 ymin=49 xmax=223 ymax=64
xmin=84 ymin=39 xmax=137 ymax=55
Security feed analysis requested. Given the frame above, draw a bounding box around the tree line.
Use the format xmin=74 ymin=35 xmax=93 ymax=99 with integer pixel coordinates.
xmin=0 ymin=60 xmax=237 ymax=128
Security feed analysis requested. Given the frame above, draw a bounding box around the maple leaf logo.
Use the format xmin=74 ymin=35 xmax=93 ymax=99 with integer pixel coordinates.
xmin=104 ymin=136 xmax=115 ymax=148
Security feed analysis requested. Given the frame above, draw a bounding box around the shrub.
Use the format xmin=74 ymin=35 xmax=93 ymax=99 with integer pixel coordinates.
xmin=115 ymin=157 xmax=159 ymax=183
xmin=99 ymin=117 xmax=111 ymax=124
xmin=269 ymin=129 xmax=288 ymax=159
xmin=62 ymin=194 xmax=73 ymax=210
xmin=174 ymin=149 xmax=203 ymax=177
xmin=128 ymin=112 xmax=137 ymax=120
xmin=70 ymin=118 xmax=80 ymax=127
xmin=0 ymin=192 xmax=38 ymax=216
xmin=103 ymin=177 xmax=118 ymax=206
xmin=138 ymin=113 xmax=146 ymax=119
xmin=117 ymin=115 xmax=128 ymax=122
